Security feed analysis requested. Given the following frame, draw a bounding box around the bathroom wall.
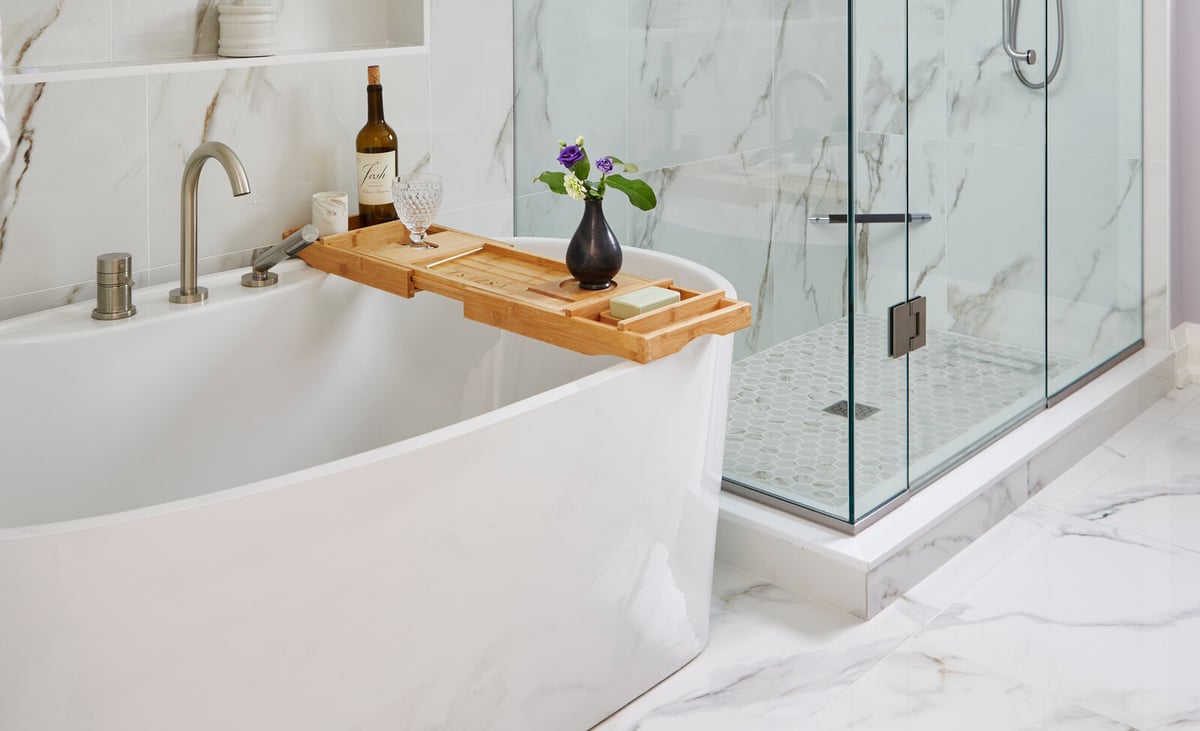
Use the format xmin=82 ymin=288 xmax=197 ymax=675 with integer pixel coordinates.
xmin=513 ymin=0 xmax=1146 ymax=372
xmin=1172 ymin=0 xmax=1200 ymax=327
xmin=0 ymin=0 xmax=515 ymax=321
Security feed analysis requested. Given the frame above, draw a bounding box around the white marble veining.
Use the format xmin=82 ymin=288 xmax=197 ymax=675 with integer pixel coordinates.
xmin=606 ymin=385 xmax=1200 ymax=730
xmin=144 ymin=56 xmax=430 ymax=270
xmin=1 ymin=0 xmax=510 ymax=322
xmin=2 ymin=0 xmax=415 ymax=68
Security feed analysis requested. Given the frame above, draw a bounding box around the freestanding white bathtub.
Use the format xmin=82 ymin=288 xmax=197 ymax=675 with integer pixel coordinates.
xmin=0 ymin=238 xmax=735 ymax=731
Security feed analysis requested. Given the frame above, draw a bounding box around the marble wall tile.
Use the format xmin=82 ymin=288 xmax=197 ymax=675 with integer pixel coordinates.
xmin=945 ymin=0 xmax=1047 ymax=149
xmin=908 ymin=0 xmax=948 ymax=141
xmin=627 ymin=0 xmax=775 ymax=171
xmin=144 ymin=55 xmax=431 ymax=270
xmin=430 ymin=0 xmax=513 ymax=211
xmin=773 ymin=0 xmax=848 ymax=152
xmin=771 ymin=135 xmax=851 ymax=344
xmin=908 ymin=136 xmax=949 ymax=330
xmin=853 ymin=0 xmax=906 ymax=137
xmin=513 ymin=0 xmax=628 ymax=198
xmin=0 ymin=78 xmax=148 ymax=300
xmin=1 ymin=0 xmax=112 ymax=68
xmin=438 ymin=199 xmax=515 ymax=239
xmin=944 ymin=140 xmax=1045 ymax=349
xmin=3 ymin=0 xmax=410 ymax=67
xmin=629 ymin=150 xmax=776 ymax=361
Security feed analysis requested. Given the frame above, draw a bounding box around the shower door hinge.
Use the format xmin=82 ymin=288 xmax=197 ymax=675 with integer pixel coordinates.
xmin=888 ymin=296 xmax=927 ymax=358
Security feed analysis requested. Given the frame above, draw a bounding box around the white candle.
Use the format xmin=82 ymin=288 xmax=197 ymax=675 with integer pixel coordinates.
xmin=312 ymin=191 xmax=349 ymax=237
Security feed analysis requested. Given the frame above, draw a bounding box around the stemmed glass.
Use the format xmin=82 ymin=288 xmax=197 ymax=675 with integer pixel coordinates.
xmin=392 ymin=174 xmax=444 ymax=248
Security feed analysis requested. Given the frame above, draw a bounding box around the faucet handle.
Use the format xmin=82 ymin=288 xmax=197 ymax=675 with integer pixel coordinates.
xmin=93 ymin=252 xmax=137 ymax=320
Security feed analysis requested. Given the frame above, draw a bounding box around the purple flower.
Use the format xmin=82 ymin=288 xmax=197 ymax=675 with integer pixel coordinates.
xmin=558 ymin=144 xmax=584 ymax=168
xmin=596 ymin=157 xmax=614 ymax=174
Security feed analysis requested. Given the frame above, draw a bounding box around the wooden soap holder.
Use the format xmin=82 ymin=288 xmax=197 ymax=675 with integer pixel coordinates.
xmin=291 ymin=217 xmax=751 ymax=364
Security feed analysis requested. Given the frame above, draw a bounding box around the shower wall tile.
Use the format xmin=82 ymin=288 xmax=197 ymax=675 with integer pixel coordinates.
xmin=772 ymin=135 xmax=850 ymax=344
xmin=430 ymin=0 xmax=514 ymax=211
xmin=0 ymin=78 xmax=149 ymax=299
xmin=944 ymin=140 xmax=1045 ymax=350
xmin=853 ymin=0 xmax=907 ymax=137
xmin=1047 ymin=0 xmax=1143 ymax=160
xmin=145 ymin=55 xmax=431 ymax=270
xmin=513 ymin=0 xmax=628 ymax=198
xmin=854 ymin=132 xmax=908 ymax=319
xmin=944 ymin=0 xmax=1046 ymax=149
xmin=628 ymin=0 xmax=775 ymax=172
xmin=1047 ymin=152 xmax=1143 ymax=365
xmin=1 ymin=0 xmax=112 ymax=68
xmin=773 ymin=0 xmax=848 ymax=152
xmin=630 ymin=150 xmax=777 ymax=360
xmin=908 ymin=137 xmax=949 ymax=331
xmin=908 ymin=0 xmax=948 ymax=141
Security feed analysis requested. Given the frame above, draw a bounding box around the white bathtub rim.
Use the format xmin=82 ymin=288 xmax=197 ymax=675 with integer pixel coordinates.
xmin=1 ymin=242 xmax=737 ymax=541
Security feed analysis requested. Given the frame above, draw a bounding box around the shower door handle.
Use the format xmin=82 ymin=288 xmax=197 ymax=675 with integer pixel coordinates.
xmin=1002 ymin=0 xmax=1037 ymax=65
xmin=808 ymin=213 xmax=932 ymax=224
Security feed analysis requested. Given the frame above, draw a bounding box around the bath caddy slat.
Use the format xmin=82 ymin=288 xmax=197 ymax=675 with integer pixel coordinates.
xmin=293 ymin=219 xmax=751 ymax=364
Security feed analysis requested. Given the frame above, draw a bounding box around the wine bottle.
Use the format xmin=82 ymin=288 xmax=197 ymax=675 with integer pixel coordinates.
xmin=356 ymin=65 xmax=399 ymax=227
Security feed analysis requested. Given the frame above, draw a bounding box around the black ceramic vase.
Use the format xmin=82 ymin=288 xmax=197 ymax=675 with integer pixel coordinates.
xmin=566 ymin=198 xmax=622 ymax=290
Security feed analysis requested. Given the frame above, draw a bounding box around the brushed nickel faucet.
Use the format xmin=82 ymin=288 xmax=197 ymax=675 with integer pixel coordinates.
xmin=170 ymin=141 xmax=251 ymax=304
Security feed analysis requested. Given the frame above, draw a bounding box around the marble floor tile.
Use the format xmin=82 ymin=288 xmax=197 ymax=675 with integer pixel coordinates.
xmin=1065 ymin=424 xmax=1200 ymax=553
xmin=803 ymin=637 xmax=1134 ymax=730
xmin=1030 ymin=443 xmax=1125 ymax=511
xmin=916 ymin=512 xmax=1200 ymax=729
xmin=597 ymin=389 xmax=1200 ymax=731
xmin=1165 ymin=387 xmax=1200 ymax=431
xmin=594 ymin=564 xmax=905 ymax=731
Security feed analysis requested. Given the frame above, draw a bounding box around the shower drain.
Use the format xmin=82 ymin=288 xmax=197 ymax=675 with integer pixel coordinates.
xmin=822 ymin=400 xmax=881 ymax=420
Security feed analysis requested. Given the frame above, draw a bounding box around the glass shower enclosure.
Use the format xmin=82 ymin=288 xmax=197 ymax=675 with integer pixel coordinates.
xmin=513 ymin=0 xmax=1144 ymax=529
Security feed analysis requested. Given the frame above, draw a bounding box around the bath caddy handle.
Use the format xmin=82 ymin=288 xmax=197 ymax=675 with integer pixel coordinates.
xmin=290 ymin=219 xmax=752 ymax=364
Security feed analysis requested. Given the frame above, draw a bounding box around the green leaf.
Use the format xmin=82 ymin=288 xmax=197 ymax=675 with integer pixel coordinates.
xmin=606 ymin=174 xmax=657 ymax=211
xmin=534 ymin=171 xmax=567 ymax=195
xmin=572 ymin=150 xmax=591 ymax=182
xmin=606 ymin=155 xmax=638 ymax=173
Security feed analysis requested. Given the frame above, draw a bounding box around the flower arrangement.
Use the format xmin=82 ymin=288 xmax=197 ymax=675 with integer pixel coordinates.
xmin=534 ymin=136 xmax=657 ymax=211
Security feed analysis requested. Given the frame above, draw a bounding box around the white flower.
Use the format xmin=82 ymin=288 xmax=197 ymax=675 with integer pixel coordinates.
xmin=564 ymin=173 xmax=587 ymax=200
xmin=575 ymin=135 xmax=585 ymax=147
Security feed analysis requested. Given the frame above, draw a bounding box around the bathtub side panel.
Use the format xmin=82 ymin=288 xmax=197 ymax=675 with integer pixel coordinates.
xmin=0 ymin=337 xmax=728 ymax=731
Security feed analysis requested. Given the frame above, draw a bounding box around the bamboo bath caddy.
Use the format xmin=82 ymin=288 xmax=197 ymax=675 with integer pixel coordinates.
xmin=291 ymin=218 xmax=751 ymax=364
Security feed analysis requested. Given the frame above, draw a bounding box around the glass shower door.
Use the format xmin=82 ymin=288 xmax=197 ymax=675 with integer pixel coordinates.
xmin=906 ymin=0 xmax=1050 ymax=487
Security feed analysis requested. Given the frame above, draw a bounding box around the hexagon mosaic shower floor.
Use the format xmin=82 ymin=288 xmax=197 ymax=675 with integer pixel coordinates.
xmin=724 ymin=317 xmax=1073 ymax=516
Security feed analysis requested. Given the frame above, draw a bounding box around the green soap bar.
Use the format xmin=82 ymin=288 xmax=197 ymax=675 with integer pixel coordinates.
xmin=610 ymin=286 xmax=681 ymax=320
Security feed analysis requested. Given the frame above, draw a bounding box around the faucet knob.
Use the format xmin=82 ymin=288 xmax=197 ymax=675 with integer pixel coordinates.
xmin=93 ymin=252 xmax=137 ymax=320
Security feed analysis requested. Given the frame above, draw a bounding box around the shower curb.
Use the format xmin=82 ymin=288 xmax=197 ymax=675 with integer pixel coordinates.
xmin=715 ymin=348 xmax=1175 ymax=619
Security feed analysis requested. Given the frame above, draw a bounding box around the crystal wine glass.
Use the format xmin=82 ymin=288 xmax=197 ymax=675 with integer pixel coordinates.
xmin=392 ymin=174 xmax=444 ymax=248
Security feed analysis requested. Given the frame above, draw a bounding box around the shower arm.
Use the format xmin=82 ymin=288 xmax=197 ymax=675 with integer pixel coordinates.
xmin=1002 ymin=0 xmax=1037 ymax=66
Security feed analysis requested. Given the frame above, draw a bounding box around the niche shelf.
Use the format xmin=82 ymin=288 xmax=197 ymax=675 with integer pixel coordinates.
xmin=2 ymin=44 xmax=427 ymax=86
xmin=2 ymin=0 xmax=427 ymax=86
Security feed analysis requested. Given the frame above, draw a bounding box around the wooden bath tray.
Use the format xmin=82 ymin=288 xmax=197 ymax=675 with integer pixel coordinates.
xmin=294 ymin=219 xmax=751 ymax=364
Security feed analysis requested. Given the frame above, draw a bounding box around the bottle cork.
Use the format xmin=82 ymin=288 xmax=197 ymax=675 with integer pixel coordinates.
xmin=367 ymin=65 xmax=381 ymax=86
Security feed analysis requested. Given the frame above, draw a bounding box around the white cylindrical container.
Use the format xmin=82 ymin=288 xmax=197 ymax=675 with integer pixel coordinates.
xmin=312 ymin=191 xmax=349 ymax=237
xmin=218 ymin=5 xmax=277 ymax=58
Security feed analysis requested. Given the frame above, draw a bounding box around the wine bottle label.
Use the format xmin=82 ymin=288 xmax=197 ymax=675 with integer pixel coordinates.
xmin=357 ymin=152 xmax=396 ymax=205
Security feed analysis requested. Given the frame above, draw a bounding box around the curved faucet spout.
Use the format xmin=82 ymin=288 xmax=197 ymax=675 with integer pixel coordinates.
xmin=171 ymin=141 xmax=252 ymax=305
